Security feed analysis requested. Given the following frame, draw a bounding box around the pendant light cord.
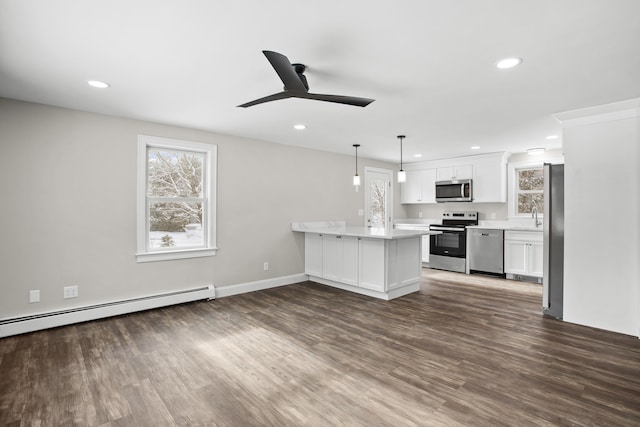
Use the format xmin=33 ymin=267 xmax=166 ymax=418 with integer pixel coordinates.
xmin=397 ymin=135 xmax=405 ymax=171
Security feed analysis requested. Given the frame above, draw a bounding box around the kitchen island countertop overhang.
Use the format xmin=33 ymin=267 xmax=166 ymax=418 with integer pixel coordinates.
xmin=291 ymin=221 xmax=440 ymax=239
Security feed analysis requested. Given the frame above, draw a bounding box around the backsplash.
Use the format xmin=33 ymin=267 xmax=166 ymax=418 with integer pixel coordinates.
xmin=403 ymin=202 xmax=508 ymax=221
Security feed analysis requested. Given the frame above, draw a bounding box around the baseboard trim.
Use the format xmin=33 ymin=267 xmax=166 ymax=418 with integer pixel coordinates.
xmin=0 ymin=273 xmax=310 ymax=338
xmin=215 ymin=273 xmax=308 ymax=298
xmin=0 ymin=285 xmax=215 ymax=338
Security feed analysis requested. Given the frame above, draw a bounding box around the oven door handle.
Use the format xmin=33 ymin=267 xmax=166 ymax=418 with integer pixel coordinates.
xmin=429 ymin=226 xmax=466 ymax=232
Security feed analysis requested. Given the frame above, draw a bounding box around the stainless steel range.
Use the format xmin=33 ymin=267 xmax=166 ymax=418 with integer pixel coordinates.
xmin=429 ymin=211 xmax=478 ymax=273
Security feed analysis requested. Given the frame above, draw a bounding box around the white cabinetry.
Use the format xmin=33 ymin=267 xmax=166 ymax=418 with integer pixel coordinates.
xmin=303 ymin=232 xmax=422 ymax=300
xmin=401 ymin=169 xmax=436 ymax=203
xmin=307 ymin=234 xmax=358 ymax=285
xmin=359 ymin=237 xmax=422 ymax=292
xmin=358 ymin=238 xmax=386 ymax=291
xmin=504 ymin=231 xmax=543 ymax=279
xmin=334 ymin=235 xmax=359 ymax=286
xmin=472 ymin=153 xmax=508 ymax=202
xmin=304 ymin=233 xmax=323 ymax=277
xmin=401 ymin=152 xmax=508 ymax=204
xmin=437 ymin=164 xmax=473 ymax=181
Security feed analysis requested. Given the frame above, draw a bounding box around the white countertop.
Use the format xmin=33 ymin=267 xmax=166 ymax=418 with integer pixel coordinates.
xmin=292 ymin=221 xmax=438 ymax=239
xmin=467 ymin=225 xmax=543 ymax=232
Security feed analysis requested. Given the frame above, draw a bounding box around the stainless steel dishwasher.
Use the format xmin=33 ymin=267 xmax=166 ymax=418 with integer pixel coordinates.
xmin=468 ymin=228 xmax=504 ymax=275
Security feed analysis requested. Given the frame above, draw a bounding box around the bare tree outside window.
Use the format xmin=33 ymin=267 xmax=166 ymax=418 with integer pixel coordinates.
xmin=517 ymin=168 xmax=544 ymax=215
xmin=369 ymin=179 xmax=386 ymax=228
xmin=147 ymin=148 xmax=206 ymax=249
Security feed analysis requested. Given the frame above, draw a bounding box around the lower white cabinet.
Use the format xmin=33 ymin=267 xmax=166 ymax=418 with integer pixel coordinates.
xmin=304 ymin=233 xmax=323 ymax=277
xmin=504 ymin=231 xmax=543 ymax=278
xmin=304 ymin=233 xmax=422 ymax=300
xmin=324 ymin=235 xmax=359 ymax=286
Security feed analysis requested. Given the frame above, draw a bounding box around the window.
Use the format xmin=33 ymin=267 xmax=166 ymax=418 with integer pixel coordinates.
xmin=137 ymin=135 xmax=217 ymax=262
xmin=516 ymin=167 xmax=544 ymax=215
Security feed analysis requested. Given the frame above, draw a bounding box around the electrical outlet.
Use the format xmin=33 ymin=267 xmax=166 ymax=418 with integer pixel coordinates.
xmin=263 ymin=262 xmax=269 ymax=271
xmin=29 ymin=290 xmax=40 ymax=303
xmin=64 ymin=285 xmax=78 ymax=299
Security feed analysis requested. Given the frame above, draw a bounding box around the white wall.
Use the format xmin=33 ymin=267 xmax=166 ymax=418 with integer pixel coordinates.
xmin=557 ymin=99 xmax=639 ymax=337
xmin=0 ymin=98 xmax=406 ymax=319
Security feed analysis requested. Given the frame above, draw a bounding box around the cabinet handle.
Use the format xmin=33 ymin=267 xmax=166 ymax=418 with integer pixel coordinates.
xmin=337 ymin=235 xmax=342 ymax=239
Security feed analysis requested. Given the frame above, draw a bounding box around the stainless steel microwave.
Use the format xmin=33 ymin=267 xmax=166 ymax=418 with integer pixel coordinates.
xmin=435 ymin=179 xmax=473 ymax=202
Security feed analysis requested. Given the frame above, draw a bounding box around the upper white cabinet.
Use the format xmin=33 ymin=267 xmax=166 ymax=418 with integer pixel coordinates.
xmin=401 ymin=152 xmax=508 ymax=204
xmin=472 ymin=153 xmax=508 ymax=203
xmin=436 ymin=164 xmax=473 ymax=181
xmin=401 ymin=168 xmax=436 ymax=204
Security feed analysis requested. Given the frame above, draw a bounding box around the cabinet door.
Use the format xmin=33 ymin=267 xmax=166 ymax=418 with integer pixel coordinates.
xmin=358 ymin=238 xmax=386 ymax=292
xmin=472 ymin=158 xmax=506 ymax=203
xmin=305 ymin=233 xmax=323 ymax=277
xmin=401 ymin=170 xmax=423 ymax=203
xmin=504 ymin=240 xmax=527 ymax=275
xmin=420 ymin=169 xmax=437 ymax=203
xmin=437 ymin=165 xmax=473 ymax=181
xmin=321 ymin=235 xmax=339 ymax=281
xmin=338 ymin=236 xmax=359 ymax=286
xmin=528 ymin=241 xmax=544 ymax=277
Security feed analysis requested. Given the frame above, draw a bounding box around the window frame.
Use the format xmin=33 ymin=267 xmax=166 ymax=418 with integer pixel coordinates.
xmin=507 ymin=158 xmax=563 ymax=218
xmin=137 ymin=135 xmax=217 ymax=262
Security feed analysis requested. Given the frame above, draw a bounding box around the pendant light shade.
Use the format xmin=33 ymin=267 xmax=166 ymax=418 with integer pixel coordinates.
xmin=397 ymin=135 xmax=406 ymax=183
xmin=352 ymin=144 xmax=361 ymax=186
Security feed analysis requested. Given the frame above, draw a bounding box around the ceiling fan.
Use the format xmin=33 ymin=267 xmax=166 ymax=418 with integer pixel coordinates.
xmin=238 ymin=50 xmax=375 ymax=108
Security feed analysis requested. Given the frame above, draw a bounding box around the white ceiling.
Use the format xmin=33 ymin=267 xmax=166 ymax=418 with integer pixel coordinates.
xmin=2 ymin=0 xmax=640 ymax=163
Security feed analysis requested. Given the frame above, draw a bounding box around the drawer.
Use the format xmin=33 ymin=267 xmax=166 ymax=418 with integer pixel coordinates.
xmin=505 ymin=230 xmax=543 ymax=242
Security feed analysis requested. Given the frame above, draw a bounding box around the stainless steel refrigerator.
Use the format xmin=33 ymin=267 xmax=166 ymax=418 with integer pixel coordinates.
xmin=543 ymin=163 xmax=564 ymax=318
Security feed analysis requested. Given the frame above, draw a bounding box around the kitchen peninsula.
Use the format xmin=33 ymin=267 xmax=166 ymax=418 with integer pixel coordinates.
xmin=292 ymin=221 xmax=438 ymax=300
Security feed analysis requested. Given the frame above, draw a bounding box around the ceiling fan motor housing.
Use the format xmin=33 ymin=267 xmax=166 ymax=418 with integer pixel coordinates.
xmin=291 ymin=63 xmax=309 ymax=90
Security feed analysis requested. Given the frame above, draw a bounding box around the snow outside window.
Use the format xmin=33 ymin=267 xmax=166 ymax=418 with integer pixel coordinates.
xmin=137 ymin=135 xmax=217 ymax=262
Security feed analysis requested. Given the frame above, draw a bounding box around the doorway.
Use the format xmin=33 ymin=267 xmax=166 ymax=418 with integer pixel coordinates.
xmin=364 ymin=167 xmax=393 ymax=230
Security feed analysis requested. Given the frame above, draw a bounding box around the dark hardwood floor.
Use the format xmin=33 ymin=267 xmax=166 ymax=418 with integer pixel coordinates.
xmin=1 ymin=269 xmax=639 ymax=426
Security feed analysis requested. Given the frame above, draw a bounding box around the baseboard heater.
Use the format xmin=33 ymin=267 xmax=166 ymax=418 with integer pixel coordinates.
xmin=0 ymin=285 xmax=215 ymax=338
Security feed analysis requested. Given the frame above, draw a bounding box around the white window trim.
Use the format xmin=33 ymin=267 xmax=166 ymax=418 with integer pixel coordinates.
xmin=136 ymin=135 xmax=217 ymax=262
xmin=507 ymin=157 xmax=563 ymax=219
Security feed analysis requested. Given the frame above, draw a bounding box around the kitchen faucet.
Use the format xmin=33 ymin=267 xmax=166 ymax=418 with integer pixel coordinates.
xmin=532 ymin=206 xmax=542 ymax=228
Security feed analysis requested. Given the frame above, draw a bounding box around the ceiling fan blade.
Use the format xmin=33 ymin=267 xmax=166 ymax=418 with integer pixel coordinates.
xmin=262 ymin=50 xmax=308 ymax=92
xmin=237 ymin=91 xmax=294 ymax=108
xmin=300 ymin=92 xmax=375 ymax=107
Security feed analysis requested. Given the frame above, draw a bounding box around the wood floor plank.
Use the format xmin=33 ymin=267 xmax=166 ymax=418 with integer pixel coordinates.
xmin=1 ymin=269 xmax=639 ymax=426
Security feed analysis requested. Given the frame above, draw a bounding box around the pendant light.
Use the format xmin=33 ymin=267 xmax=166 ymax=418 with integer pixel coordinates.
xmin=397 ymin=135 xmax=406 ymax=183
xmin=352 ymin=144 xmax=361 ymax=187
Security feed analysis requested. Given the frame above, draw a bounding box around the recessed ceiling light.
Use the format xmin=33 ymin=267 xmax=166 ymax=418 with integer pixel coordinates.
xmin=527 ymin=148 xmax=545 ymax=156
xmin=471 ymin=146 xmax=480 ymax=150
xmin=496 ymin=57 xmax=523 ymax=69
xmin=545 ymin=135 xmax=559 ymax=140
xmin=414 ymin=154 xmax=423 ymax=158
xmin=293 ymin=124 xmax=306 ymax=130
xmin=88 ymin=80 xmax=110 ymax=89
